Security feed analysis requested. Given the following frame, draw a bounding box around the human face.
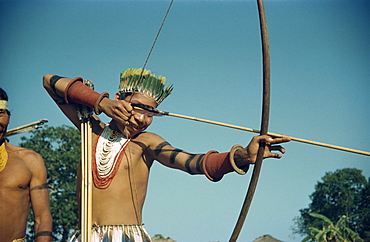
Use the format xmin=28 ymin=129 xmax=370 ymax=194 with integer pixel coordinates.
xmin=0 ymin=109 xmax=10 ymax=141
xmin=123 ymin=93 xmax=157 ymax=136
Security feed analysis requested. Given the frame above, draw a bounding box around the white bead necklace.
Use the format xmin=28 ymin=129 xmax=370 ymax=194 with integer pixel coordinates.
xmin=93 ymin=125 xmax=130 ymax=187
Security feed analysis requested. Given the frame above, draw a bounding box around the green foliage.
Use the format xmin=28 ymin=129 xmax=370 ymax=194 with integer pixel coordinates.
xmin=302 ymin=213 xmax=363 ymax=242
xmin=293 ymin=168 xmax=370 ymax=241
xmin=153 ymin=234 xmax=166 ymax=239
xmin=19 ymin=125 xmax=80 ymax=241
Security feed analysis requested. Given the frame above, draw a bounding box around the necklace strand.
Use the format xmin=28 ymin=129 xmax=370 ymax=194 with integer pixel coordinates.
xmin=92 ymin=126 xmax=130 ymax=188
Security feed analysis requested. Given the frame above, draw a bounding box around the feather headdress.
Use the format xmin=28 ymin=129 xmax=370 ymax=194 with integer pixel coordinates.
xmin=119 ymin=68 xmax=173 ymax=105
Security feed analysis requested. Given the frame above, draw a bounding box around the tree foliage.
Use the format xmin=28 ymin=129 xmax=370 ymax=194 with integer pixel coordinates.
xmin=19 ymin=125 xmax=80 ymax=241
xmin=303 ymin=213 xmax=363 ymax=242
xmin=293 ymin=168 xmax=370 ymax=241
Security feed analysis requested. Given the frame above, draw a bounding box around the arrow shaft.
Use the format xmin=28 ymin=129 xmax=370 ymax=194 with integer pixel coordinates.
xmin=5 ymin=119 xmax=48 ymax=137
xmin=167 ymin=112 xmax=370 ymax=157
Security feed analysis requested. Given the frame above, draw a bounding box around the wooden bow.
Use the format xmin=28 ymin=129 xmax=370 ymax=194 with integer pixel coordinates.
xmin=229 ymin=0 xmax=270 ymax=240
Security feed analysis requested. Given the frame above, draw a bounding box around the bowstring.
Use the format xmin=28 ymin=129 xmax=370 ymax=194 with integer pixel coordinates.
xmin=127 ymin=0 xmax=174 ymax=224
xmin=141 ymin=0 xmax=174 ymax=73
xmin=128 ymin=0 xmax=174 ymax=103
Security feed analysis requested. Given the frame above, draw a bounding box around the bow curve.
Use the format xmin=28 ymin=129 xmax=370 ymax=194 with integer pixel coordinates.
xmin=229 ymin=0 xmax=270 ymax=240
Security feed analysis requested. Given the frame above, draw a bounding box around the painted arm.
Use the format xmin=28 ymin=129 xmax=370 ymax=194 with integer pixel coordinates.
xmin=28 ymin=151 xmax=53 ymax=242
xmin=147 ymin=132 xmax=289 ymax=181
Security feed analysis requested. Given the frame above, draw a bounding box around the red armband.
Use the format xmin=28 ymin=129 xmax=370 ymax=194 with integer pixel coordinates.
xmin=202 ymin=145 xmax=249 ymax=182
xmin=64 ymin=77 xmax=109 ymax=114
xmin=202 ymin=151 xmax=233 ymax=182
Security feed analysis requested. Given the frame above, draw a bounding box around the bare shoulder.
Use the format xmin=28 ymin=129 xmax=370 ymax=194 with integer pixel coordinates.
xmin=7 ymin=143 xmax=44 ymax=166
xmin=132 ymin=131 xmax=167 ymax=147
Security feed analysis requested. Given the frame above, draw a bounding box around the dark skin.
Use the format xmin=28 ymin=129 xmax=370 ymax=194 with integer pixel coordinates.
xmin=0 ymin=109 xmax=52 ymax=241
xmin=43 ymin=74 xmax=291 ymax=226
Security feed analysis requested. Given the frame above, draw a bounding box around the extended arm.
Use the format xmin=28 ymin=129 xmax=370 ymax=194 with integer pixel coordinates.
xmin=147 ymin=133 xmax=290 ymax=182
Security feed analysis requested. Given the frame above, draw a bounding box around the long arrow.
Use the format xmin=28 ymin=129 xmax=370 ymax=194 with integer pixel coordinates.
xmin=5 ymin=119 xmax=48 ymax=137
xmin=131 ymin=103 xmax=370 ymax=157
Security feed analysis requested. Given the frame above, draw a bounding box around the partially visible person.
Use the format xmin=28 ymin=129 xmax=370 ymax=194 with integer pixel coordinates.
xmin=43 ymin=68 xmax=290 ymax=241
xmin=0 ymin=88 xmax=52 ymax=242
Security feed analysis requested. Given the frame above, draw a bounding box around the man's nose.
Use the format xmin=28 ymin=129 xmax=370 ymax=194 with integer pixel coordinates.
xmin=134 ymin=112 xmax=146 ymax=122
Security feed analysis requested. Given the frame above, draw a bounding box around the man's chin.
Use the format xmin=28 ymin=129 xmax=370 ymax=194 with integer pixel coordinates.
xmin=126 ymin=126 xmax=145 ymax=137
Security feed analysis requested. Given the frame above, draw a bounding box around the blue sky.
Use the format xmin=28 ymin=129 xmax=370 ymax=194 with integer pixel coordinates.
xmin=1 ymin=0 xmax=369 ymax=241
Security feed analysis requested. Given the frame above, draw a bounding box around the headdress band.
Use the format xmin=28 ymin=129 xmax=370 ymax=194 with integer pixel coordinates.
xmin=119 ymin=68 xmax=173 ymax=105
xmin=0 ymin=100 xmax=8 ymax=110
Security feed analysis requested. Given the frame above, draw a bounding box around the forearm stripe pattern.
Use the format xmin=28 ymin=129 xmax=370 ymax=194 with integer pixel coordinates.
xmin=154 ymin=142 xmax=171 ymax=156
xmin=196 ymin=154 xmax=204 ymax=173
xmin=169 ymin=149 xmax=182 ymax=164
xmin=50 ymin=75 xmax=65 ymax=95
xmin=185 ymin=154 xmax=197 ymax=174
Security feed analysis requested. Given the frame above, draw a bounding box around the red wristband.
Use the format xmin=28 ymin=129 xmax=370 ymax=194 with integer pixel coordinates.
xmin=64 ymin=77 xmax=109 ymax=114
xmin=202 ymin=150 xmax=234 ymax=182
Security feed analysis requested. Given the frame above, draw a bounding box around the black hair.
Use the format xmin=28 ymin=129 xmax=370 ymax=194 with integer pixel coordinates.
xmin=0 ymin=88 xmax=8 ymax=101
xmin=0 ymin=88 xmax=11 ymax=116
xmin=119 ymin=92 xmax=132 ymax=100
